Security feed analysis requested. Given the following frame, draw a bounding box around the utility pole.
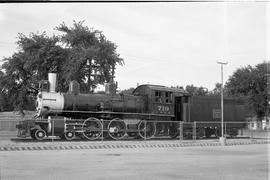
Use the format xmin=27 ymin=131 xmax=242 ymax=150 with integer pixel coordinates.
xmin=217 ymin=61 xmax=228 ymax=145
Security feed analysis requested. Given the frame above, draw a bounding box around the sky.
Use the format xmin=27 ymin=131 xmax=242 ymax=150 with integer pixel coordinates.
xmin=0 ymin=2 xmax=269 ymax=92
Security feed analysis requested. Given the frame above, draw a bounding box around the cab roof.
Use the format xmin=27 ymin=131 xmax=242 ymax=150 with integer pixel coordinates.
xmin=133 ymin=84 xmax=189 ymax=96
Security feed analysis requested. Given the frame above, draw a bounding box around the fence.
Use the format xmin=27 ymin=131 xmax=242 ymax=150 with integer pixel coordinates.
xmin=1 ymin=119 xmax=269 ymax=141
xmin=0 ymin=120 xmax=20 ymax=131
xmin=176 ymin=121 xmax=270 ymax=140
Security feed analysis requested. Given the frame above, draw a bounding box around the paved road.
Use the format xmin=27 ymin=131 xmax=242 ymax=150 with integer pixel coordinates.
xmin=0 ymin=144 xmax=269 ymax=180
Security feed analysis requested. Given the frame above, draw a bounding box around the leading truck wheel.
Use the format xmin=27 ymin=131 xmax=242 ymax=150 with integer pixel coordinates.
xmin=34 ymin=129 xmax=46 ymax=141
xmin=62 ymin=132 xmax=75 ymax=141
xmin=82 ymin=117 xmax=102 ymax=140
xmin=108 ymin=118 xmax=126 ymax=140
xmin=138 ymin=121 xmax=156 ymax=140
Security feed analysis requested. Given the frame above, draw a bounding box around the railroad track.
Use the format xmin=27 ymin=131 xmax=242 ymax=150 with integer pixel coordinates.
xmin=1 ymin=138 xmax=269 ymax=152
xmin=9 ymin=135 xmax=256 ymax=143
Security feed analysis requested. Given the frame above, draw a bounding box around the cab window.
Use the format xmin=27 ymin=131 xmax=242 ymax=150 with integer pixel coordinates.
xmin=155 ymin=91 xmax=162 ymax=103
xmin=165 ymin=92 xmax=173 ymax=103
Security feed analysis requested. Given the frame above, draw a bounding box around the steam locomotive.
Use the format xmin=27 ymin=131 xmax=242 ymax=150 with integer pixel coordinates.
xmin=16 ymin=73 xmax=247 ymax=141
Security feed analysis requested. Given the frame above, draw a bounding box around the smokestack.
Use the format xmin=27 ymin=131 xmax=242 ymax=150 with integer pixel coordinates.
xmin=48 ymin=73 xmax=57 ymax=93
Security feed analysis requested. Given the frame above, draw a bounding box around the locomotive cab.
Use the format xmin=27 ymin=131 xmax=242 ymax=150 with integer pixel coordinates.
xmin=133 ymin=85 xmax=190 ymax=138
xmin=133 ymin=84 xmax=189 ymax=119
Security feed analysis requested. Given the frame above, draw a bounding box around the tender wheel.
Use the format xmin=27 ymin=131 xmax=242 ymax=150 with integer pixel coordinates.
xmin=138 ymin=121 xmax=156 ymax=139
xmin=196 ymin=127 xmax=205 ymax=139
xmin=82 ymin=117 xmax=102 ymax=140
xmin=63 ymin=131 xmax=75 ymax=141
xmin=226 ymin=128 xmax=238 ymax=138
xmin=108 ymin=118 xmax=126 ymax=140
xmin=34 ymin=129 xmax=46 ymax=141
xmin=169 ymin=125 xmax=179 ymax=139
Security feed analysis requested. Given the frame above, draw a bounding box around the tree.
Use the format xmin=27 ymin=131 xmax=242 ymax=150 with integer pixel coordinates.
xmin=225 ymin=61 xmax=269 ymax=118
xmin=0 ymin=33 xmax=67 ymax=114
xmin=0 ymin=71 xmax=6 ymax=111
xmin=120 ymin=87 xmax=135 ymax=95
xmin=56 ymin=21 xmax=123 ymax=92
xmin=0 ymin=20 xmax=124 ymax=112
xmin=185 ymin=85 xmax=208 ymax=96
xmin=208 ymin=83 xmax=222 ymax=96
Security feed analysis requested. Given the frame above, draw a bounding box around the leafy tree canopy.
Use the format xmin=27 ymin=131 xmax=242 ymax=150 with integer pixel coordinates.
xmin=225 ymin=61 xmax=269 ymax=118
xmin=0 ymin=32 xmax=68 ymax=114
xmin=208 ymin=83 xmax=222 ymax=96
xmin=56 ymin=21 xmax=123 ymax=92
xmin=185 ymin=84 xmax=208 ymax=96
xmin=0 ymin=20 xmax=124 ymax=113
xmin=120 ymin=87 xmax=135 ymax=95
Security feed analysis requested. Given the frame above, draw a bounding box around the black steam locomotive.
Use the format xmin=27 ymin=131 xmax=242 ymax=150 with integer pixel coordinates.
xmin=16 ymin=73 xmax=247 ymax=141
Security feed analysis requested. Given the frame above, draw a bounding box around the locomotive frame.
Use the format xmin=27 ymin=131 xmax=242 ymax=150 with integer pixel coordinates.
xmin=16 ymin=73 xmax=247 ymax=141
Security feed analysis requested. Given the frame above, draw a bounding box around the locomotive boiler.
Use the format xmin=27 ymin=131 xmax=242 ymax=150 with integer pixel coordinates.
xmin=16 ymin=73 xmax=247 ymax=141
xmin=36 ymin=74 xmax=146 ymax=119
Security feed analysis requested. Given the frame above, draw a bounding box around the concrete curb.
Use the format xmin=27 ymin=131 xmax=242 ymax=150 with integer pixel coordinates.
xmin=0 ymin=140 xmax=269 ymax=151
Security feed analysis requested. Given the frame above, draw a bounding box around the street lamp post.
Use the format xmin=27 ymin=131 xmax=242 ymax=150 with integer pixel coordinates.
xmin=217 ymin=61 xmax=228 ymax=145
